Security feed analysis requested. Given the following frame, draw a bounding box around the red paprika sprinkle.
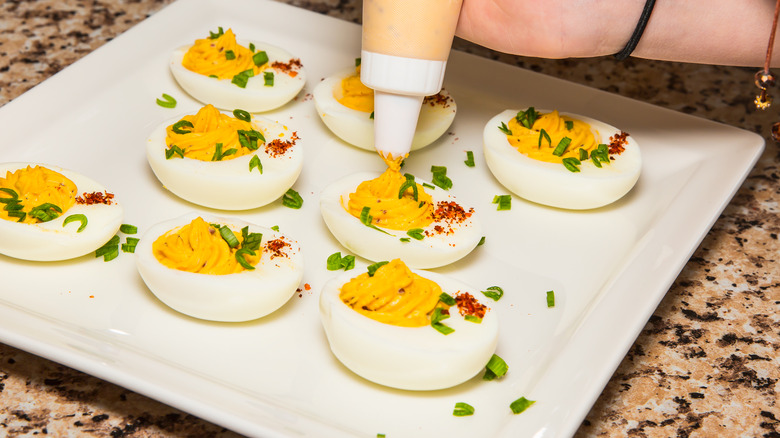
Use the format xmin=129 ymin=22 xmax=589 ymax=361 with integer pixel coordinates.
xmin=265 ymin=131 xmax=299 ymax=157
xmin=264 ymin=237 xmax=290 ymax=259
xmin=271 ymin=59 xmax=303 ymax=77
xmin=608 ymin=131 xmax=629 ymax=155
xmin=455 ymin=292 xmax=487 ymax=319
xmin=76 ymin=191 xmax=114 ymax=205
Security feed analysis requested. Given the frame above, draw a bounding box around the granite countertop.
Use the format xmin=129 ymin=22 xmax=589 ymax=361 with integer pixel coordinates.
xmin=0 ymin=0 xmax=778 ymax=437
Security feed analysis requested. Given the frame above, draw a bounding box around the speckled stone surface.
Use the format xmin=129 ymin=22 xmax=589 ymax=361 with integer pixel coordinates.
xmin=0 ymin=0 xmax=778 ymax=437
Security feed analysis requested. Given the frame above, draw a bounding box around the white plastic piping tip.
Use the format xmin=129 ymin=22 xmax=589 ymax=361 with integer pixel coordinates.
xmin=373 ymin=90 xmax=424 ymax=160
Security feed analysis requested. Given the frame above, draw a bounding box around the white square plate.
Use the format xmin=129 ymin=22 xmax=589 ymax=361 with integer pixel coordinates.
xmin=0 ymin=0 xmax=764 ymax=437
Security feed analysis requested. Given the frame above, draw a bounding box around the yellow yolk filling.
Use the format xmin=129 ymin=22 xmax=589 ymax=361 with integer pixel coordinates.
xmin=335 ymin=65 xmax=374 ymax=113
xmin=165 ymin=104 xmax=260 ymax=161
xmin=152 ymin=217 xmax=261 ymax=275
xmin=340 ymin=259 xmax=444 ymax=327
xmin=0 ymin=165 xmax=76 ymax=223
xmin=346 ymin=166 xmax=433 ymax=231
xmin=182 ymin=28 xmax=265 ymax=79
xmin=505 ymin=110 xmax=599 ymax=163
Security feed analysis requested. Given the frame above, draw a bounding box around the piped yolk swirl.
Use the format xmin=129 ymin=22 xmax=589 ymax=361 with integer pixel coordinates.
xmin=152 ymin=217 xmax=261 ymax=275
xmin=340 ymin=259 xmax=444 ymax=327
xmin=335 ymin=64 xmax=374 ymax=113
xmin=505 ymin=110 xmax=599 ymax=163
xmin=165 ymin=104 xmax=260 ymax=161
xmin=182 ymin=28 xmax=265 ymax=79
xmin=0 ymin=165 xmax=76 ymax=223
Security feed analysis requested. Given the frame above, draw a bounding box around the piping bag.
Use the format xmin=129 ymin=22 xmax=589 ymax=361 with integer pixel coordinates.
xmin=360 ymin=0 xmax=464 ymax=162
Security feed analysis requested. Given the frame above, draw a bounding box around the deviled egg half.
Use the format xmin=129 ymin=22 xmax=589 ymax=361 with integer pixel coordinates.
xmin=483 ymin=107 xmax=642 ymax=209
xmin=0 ymin=162 xmax=123 ymax=261
xmin=170 ymin=27 xmax=305 ymax=112
xmin=319 ymin=259 xmax=499 ymax=390
xmin=135 ymin=213 xmax=304 ymax=322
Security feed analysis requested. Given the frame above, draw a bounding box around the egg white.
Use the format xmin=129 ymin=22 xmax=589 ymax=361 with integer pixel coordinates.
xmin=135 ymin=213 xmax=304 ymax=322
xmin=319 ymin=268 xmax=499 ymax=390
xmin=483 ymin=109 xmax=642 ymax=210
xmin=0 ymin=162 xmax=124 ymax=262
xmin=312 ymin=68 xmax=456 ymax=151
xmin=319 ymin=172 xmax=482 ymax=269
xmin=145 ymin=111 xmax=303 ymax=210
xmin=170 ymin=40 xmax=306 ymax=113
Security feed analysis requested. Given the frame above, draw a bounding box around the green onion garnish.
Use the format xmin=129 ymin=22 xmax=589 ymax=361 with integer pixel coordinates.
xmin=282 ymin=189 xmax=303 ymax=209
xmin=156 ymin=93 xmax=177 ymax=108
xmin=95 ymin=235 xmax=120 ymax=261
xmin=481 ymin=286 xmax=503 ymax=301
xmin=422 ymin=182 xmax=435 ymax=190
xmin=492 ymin=195 xmax=511 ymax=211
xmin=552 ymin=137 xmax=572 ymax=156
xmin=231 ymin=69 xmax=255 ymax=88
xmin=366 ymin=261 xmax=389 ymax=277
xmin=406 ymin=228 xmax=424 ymax=240
xmin=515 ymin=107 xmax=539 ymax=129
xmin=218 ymin=226 xmax=239 ymax=248
xmin=165 ymin=145 xmax=185 ymax=159
xmin=233 ymin=109 xmax=251 ymax=122
xmin=439 ymin=292 xmax=456 ymax=306
xmin=464 ymin=151 xmax=475 ymax=167
xmin=28 ymin=203 xmax=62 ymax=222
xmin=477 ymin=236 xmax=486 ymax=246
xmin=209 ymin=26 xmax=224 ymax=39
xmin=172 ymin=119 xmax=194 ymax=134
xmin=263 ymin=71 xmax=274 ymax=86
xmin=498 ymin=122 xmax=512 ymax=136
xmin=249 ymin=42 xmax=256 ymax=52
xmin=240 ymin=227 xmax=263 ymax=251
xmin=465 ymin=315 xmax=482 ymax=323
xmin=355 ymin=58 xmax=361 ymax=67
xmin=430 ymin=165 xmax=452 ymax=190
xmin=235 ymin=248 xmax=256 ymax=270
xmin=209 ymin=74 xmax=218 ymax=79
xmin=562 ymin=157 xmax=581 ymax=172
xmin=62 ymin=214 xmax=88 ymax=232
xmin=431 ymin=307 xmax=454 ymax=335
xmin=565 ymin=120 xmax=574 ymax=130
xmin=359 ymin=206 xmax=390 ymax=234
xmin=225 ymin=50 xmax=236 ymax=60
xmin=121 ymin=238 xmax=139 ymax=253
xmin=510 ymin=397 xmax=536 ymax=414
xmin=546 ymin=290 xmax=555 ymax=307
xmin=253 ymin=50 xmax=268 ymax=67
xmin=327 ymin=252 xmax=355 ymax=271
xmin=538 ymin=128 xmax=551 ymax=149
xmin=453 ymin=402 xmax=475 ymax=417
xmin=400 ymin=237 xmax=410 ymax=243
xmin=0 ymin=187 xmax=19 ymax=201
xmin=398 ymin=178 xmax=418 ymax=201
xmin=483 ymin=354 xmax=508 ymax=380
xmin=249 ymin=155 xmax=263 ymax=173
xmin=237 ymin=129 xmax=265 ymax=150
xmin=7 ymin=211 xmax=25 ymax=222
xmin=211 ymin=143 xmax=237 ymax=161
xmin=579 ymin=148 xmax=589 ymax=161
xmin=369 ymin=111 xmax=374 ymax=119
xmin=119 ymin=224 xmax=138 ymax=234
xmin=271 ymin=225 xmax=279 ymax=231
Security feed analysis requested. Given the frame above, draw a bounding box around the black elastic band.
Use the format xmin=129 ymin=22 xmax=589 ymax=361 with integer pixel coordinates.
xmin=614 ymin=0 xmax=657 ymax=60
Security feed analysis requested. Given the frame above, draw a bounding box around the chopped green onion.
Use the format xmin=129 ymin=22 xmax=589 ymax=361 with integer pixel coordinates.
xmin=355 ymin=58 xmax=361 ymax=67
xmin=565 ymin=120 xmax=574 ymax=130
xmin=248 ymin=42 xmax=256 ymax=52
xmin=231 ymin=69 xmax=255 ymax=88
xmin=398 ymin=178 xmax=418 ymax=201
xmin=211 ymin=143 xmax=237 ymax=161
xmin=579 ymin=148 xmax=589 ymax=161
xmin=492 ymin=195 xmax=511 ymax=211
xmin=406 ymin=228 xmax=424 ymax=240
xmin=237 ymin=129 xmax=264 ymax=150
xmin=209 ymin=26 xmax=224 ymax=39
xmin=122 ymin=238 xmax=140 ymax=253
xmin=465 ymin=315 xmax=482 ymax=323
xmin=538 ymin=128 xmax=551 ymax=149
xmin=477 ymin=236 xmax=486 ymax=246
xmin=240 ymin=227 xmax=263 ymax=251
xmin=235 ymin=248 xmax=256 ymax=270
xmin=481 ymin=286 xmax=504 ymax=301
xmin=562 ymin=157 xmax=581 ymax=172
xmin=62 ymin=214 xmax=88 ymax=232
xmin=156 ymin=93 xmax=177 ymax=108
xmin=400 ymin=237 xmax=410 ymax=243
xmin=7 ymin=211 xmax=25 ymax=221
xmin=327 ymin=252 xmax=355 ymax=271
xmin=119 ymin=224 xmax=138 ymax=234
xmin=591 ymin=154 xmax=603 ymax=168
xmin=102 ymin=246 xmax=119 ymax=261
xmin=552 ymin=137 xmax=572 ymax=156
xmin=233 ymin=109 xmax=251 ymax=122
xmin=249 ymin=155 xmax=263 ymax=173
xmin=482 ymin=354 xmax=508 ymax=380
xmin=430 ymin=165 xmax=453 ymax=190
xmin=0 ymin=187 xmax=19 ymax=201
xmin=359 ymin=206 xmax=390 ymax=234
xmin=510 ymin=397 xmax=536 ymax=414
xmin=546 ymin=290 xmax=555 ymax=307
xmin=369 ymin=111 xmax=374 ymax=119
xmin=422 ymin=182 xmax=435 ymax=190
xmin=209 ymin=74 xmax=218 ymax=79
xmin=431 ymin=307 xmax=454 ymax=335
xmin=28 ymin=203 xmax=62 ymax=222
xmin=453 ymin=402 xmax=475 ymax=417
xmin=172 ymin=120 xmax=194 ymax=134
xmin=439 ymin=292 xmax=456 ymax=306
xmin=263 ymin=71 xmax=274 ymax=86
xmin=498 ymin=122 xmax=512 ymax=136
xmin=95 ymin=235 xmax=120 ymax=261
xmin=218 ymin=226 xmax=239 ymax=248
xmin=125 ymin=237 xmax=140 ymax=246
xmin=271 ymin=225 xmax=279 ymax=231
xmin=252 ymin=50 xmax=268 ymax=66
xmin=225 ymin=50 xmax=236 ymax=60
xmin=464 ymin=151 xmax=475 ymax=167
xmin=367 ymin=261 xmax=389 ymax=277
xmin=165 ymin=145 xmax=185 ymax=159
xmin=282 ymin=189 xmax=303 ymax=209
xmin=515 ymin=107 xmax=539 ymax=129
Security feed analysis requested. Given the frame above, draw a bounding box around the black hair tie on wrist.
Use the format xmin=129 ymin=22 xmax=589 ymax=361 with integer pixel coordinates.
xmin=613 ymin=0 xmax=657 ymax=60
